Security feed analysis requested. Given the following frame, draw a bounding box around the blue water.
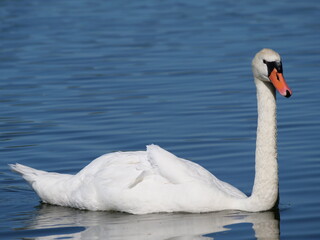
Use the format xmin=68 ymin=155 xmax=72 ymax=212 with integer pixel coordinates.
xmin=1 ymin=0 xmax=319 ymax=239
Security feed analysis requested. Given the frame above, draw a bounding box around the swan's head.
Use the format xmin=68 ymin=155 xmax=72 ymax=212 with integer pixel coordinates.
xmin=252 ymin=48 xmax=292 ymax=98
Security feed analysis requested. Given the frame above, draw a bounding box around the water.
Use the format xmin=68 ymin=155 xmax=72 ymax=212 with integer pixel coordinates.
xmin=1 ymin=0 xmax=319 ymax=239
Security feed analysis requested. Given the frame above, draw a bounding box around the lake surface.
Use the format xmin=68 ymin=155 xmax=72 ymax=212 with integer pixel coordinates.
xmin=1 ymin=0 xmax=319 ymax=239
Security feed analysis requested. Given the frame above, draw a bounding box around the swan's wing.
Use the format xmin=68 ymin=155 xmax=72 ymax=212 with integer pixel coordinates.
xmin=147 ymin=144 xmax=247 ymax=198
xmin=77 ymin=151 xmax=155 ymax=189
xmin=146 ymin=144 xmax=212 ymax=184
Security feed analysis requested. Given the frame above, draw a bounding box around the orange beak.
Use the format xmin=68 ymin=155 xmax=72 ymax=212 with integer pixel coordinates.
xmin=269 ymin=68 xmax=292 ymax=98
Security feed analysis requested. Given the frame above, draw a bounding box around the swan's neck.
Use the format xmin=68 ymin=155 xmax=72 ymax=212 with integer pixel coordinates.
xmin=247 ymin=78 xmax=279 ymax=211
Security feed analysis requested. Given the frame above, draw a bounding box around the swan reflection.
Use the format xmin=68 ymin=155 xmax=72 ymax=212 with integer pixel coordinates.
xmin=23 ymin=205 xmax=280 ymax=240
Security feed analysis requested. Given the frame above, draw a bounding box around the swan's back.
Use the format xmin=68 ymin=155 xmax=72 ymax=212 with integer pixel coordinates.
xmin=10 ymin=145 xmax=246 ymax=214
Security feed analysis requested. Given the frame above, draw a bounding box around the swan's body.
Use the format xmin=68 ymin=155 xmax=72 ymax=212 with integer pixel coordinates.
xmin=10 ymin=49 xmax=292 ymax=214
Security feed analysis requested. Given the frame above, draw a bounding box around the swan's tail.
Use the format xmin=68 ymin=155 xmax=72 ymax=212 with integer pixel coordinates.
xmin=10 ymin=163 xmax=76 ymax=207
xmin=9 ymin=163 xmax=47 ymax=184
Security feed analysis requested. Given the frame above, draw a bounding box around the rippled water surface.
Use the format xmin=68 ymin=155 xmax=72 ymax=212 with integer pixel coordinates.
xmin=1 ymin=0 xmax=319 ymax=239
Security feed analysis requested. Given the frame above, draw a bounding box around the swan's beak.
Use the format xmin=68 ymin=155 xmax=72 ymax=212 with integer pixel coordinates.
xmin=269 ymin=68 xmax=292 ymax=98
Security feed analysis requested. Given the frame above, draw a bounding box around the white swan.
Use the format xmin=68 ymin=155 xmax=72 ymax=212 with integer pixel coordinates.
xmin=10 ymin=48 xmax=292 ymax=214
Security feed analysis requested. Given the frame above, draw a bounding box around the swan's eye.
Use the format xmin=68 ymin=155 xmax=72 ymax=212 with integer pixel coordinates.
xmin=263 ymin=60 xmax=283 ymax=76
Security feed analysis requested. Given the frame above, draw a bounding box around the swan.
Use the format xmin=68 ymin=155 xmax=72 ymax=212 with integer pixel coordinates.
xmin=10 ymin=48 xmax=292 ymax=214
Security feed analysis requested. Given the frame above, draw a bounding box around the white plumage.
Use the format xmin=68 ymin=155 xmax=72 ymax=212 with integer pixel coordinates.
xmin=10 ymin=145 xmax=246 ymax=214
xmin=10 ymin=48 xmax=292 ymax=214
